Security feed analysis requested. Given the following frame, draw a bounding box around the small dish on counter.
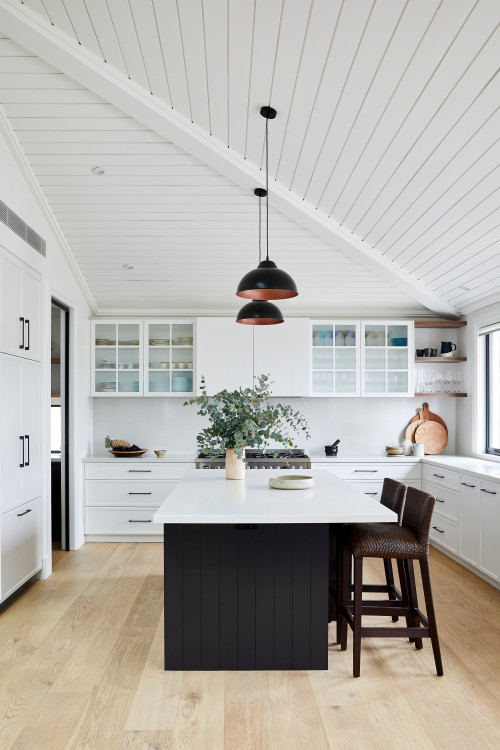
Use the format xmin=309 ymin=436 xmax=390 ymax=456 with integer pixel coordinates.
xmin=385 ymin=445 xmax=404 ymax=456
xmin=269 ymin=475 xmax=314 ymax=490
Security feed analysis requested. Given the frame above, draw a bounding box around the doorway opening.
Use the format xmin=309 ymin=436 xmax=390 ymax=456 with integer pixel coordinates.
xmin=51 ymin=300 xmax=70 ymax=551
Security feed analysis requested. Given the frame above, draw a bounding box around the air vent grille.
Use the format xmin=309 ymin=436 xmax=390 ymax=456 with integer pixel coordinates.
xmin=0 ymin=199 xmax=46 ymax=257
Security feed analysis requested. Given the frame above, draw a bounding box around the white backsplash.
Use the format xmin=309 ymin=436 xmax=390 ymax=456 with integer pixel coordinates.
xmin=92 ymin=396 xmax=456 ymax=458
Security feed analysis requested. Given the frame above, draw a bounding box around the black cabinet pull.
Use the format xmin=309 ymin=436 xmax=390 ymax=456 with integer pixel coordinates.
xmin=433 ymin=473 xmax=445 ymax=479
xmin=128 ymin=519 xmax=152 ymax=523
xmin=461 ymin=482 xmax=476 ymax=488
xmin=354 ymin=469 xmax=378 ymax=473
xmin=17 ymin=508 xmax=32 ymax=517
xmin=128 ymin=492 xmax=152 ymax=495
xmin=25 ymin=434 xmax=29 ymax=467
xmin=481 ymin=488 xmax=497 ymax=495
xmin=128 ymin=470 xmax=151 ymax=473
xmin=432 ymin=526 xmax=444 ymax=533
xmin=364 ymin=492 xmax=378 ymax=496
xmin=436 ymin=498 xmax=445 ymax=503
xmin=19 ymin=317 xmax=24 ymax=349
xmin=19 ymin=435 xmax=25 ymax=467
xmin=25 ymin=319 xmax=30 ymax=351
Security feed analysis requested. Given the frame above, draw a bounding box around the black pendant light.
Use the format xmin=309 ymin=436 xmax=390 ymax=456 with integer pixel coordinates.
xmin=237 ymin=188 xmax=284 ymax=325
xmin=236 ymin=106 xmax=298 ymax=301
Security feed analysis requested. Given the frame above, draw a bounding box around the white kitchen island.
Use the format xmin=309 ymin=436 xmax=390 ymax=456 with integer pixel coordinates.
xmin=154 ymin=468 xmax=397 ymax=671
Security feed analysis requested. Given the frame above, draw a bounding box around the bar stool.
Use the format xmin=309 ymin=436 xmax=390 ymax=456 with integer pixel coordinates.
xmin=334 ymin=477 xmax=407 ymax=644
xmin=339 ymin=486 xmax=443 ymax=677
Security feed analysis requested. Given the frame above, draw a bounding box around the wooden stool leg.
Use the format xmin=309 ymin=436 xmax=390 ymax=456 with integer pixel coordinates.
xmin=353 ymin=556 xmax=363 ymax=678
xmin=404 ymin=559 xmax=423 ymax=649
xmin=396 ymin=559 xmax=415 ymax=643
xmin=383 ymin=558 xmax=399 ymax=622
xmin=419 ymin=559 xmax=444 ymax=676
xmin=336 ymin=531 xmax=343 ymax=644
xmin=340 ymin=543 xmax=350 ymax=651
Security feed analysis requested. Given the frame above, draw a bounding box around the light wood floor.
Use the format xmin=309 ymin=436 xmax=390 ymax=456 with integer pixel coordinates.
xmin=0 ymin=543 xmax=499 ymax=750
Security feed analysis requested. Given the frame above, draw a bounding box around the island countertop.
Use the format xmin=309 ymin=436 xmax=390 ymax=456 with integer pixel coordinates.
xmin=153 ymin=468 xmax=397 ymax=525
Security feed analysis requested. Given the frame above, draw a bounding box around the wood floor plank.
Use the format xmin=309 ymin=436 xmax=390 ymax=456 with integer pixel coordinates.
xmin=267 ymin=671 xmax=331 ymax=750
xmin=125 ymin=615 xmax=182 ymax=731
xmin=119 ymin=730 xmax=173 ymax=750
xmin=171 ymin=671 xmax=225 ymax=750
xmin=8 ymin=692 xmax=89 ymax=750
xmin=224 ymin=699 xmax=277 ymax=750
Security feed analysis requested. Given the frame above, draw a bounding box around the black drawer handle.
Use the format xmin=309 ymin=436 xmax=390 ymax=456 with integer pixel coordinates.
xmin=19 ymin=435 xmax=25 ymax=467
xmin=25 ymin=434 xmax=30 ymax=467
xmin=436 ymin=498 xmax=445 ymax=503
xmin=128 ymin=470 xmax=151 ymax=473
xmin=461 ymin=482 xmax=476 ymax=487
xmin=364 ymin=492 xmax=378 ymax=496
xmin=128 ymin=492 xmax=152 ymax=495
xmin=17 ymin=509 xmax=32 ymax=517
xmin=128 ymin=519 xmax=152 ymax=523
xmin=432 ymin=526 xmax=444 ymax=533
xmin=433 ymin=474 xmax=445 ymax=479
xmin=481 ymin=489 xmax=497 ymax=495
xmin=355 ymin=470 xmax=378 ymax=473
xmin=25 ymin=319 xmax=30 ymax=351
xmin=19 ymin=316 xmax=24 ymax=349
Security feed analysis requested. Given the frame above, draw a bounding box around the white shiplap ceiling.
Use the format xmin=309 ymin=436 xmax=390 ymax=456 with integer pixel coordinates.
xmin=0 ymin=0 xmax=499 ymax=316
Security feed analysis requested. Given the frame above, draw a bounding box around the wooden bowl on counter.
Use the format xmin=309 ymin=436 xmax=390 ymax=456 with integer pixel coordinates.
xmin=108 ymin=449 xmax=148 ymax=458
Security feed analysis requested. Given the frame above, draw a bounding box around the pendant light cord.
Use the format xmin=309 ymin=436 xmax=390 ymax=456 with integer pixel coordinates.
xmin=265 ymin=116 xmax=269 ymax=261
xmin=258 ymin=194 xmax=262 ymax=264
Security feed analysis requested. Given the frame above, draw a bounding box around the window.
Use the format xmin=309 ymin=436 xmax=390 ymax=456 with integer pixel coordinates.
xmin=485 ymin=327 xmax=500 ymax=455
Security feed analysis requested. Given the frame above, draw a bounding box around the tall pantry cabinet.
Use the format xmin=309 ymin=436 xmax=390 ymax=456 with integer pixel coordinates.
xmin=0 ymin=253 xmax=42 ymax=602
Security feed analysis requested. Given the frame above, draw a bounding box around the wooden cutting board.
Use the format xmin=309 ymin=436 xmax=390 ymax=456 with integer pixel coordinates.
xmin=414 ymin=421 xmax=448 ymax=454
xmin=405 ymin=408 xmax=425 ymax=443
xmin=421 ymin=402 xmax=448 ymax=433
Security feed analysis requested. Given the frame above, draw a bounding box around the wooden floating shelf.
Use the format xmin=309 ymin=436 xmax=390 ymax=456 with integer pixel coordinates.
xmin=414 ymin=392 xmax=467 ymax=398
xmin=414 ymin=320 xmax=467 ymax=328
xmin=415 ymin=357 xmax=467 ymax=363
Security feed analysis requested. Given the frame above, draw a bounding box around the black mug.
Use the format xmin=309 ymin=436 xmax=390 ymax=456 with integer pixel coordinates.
xmin=441 ymin=341 xmax=457 ymax=355
xmin=423 ymin=347 xmax=433 ymax=356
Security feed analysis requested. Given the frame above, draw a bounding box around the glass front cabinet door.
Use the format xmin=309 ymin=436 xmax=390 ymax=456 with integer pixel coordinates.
xmin=361 ymin=321 xmax=413 ymax=396
xmin=310 ymin=321 xmax=360 ymax=396
xmin=145 ymin=320 xmax=195 ymax=396
xmin=92 ymin=321 xmax=143 ymax=396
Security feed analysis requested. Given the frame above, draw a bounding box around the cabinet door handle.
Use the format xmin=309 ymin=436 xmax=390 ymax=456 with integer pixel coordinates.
xmin=461 ymin=482 xmax=476 ymax=487
xmin=481 ymin=488 xmax=497 ymax=495
xmin=432 ymin=526 xmax=444 ymax=533
xmin=433 ymin=474 xmax=445 ymax=479
xmin=128 ymin=492 xmax=152 ymax=495
xmin=435 ymin=498 xmax=445 ymax=503
xmin=128 ymin=519 xmax=152 ymax=523
xmin=19 ymin=435 xmax=25 ymax=467
xmin=355 ymin=470 xmax=378 ymax=473
xmin=128 ymin=470 xmax=151 ymax=473
xmin=25 ymin=319 xmax=30 ymax=351
xmin=17 ymin=508 xmax=32 ymax=517
xmin=24 ymin=434 xmax=30 ymax=467
xmin=364 ymin=492 xmax=378 ymax=496
xmin=19 ymin=317 xmax=24 ymax=349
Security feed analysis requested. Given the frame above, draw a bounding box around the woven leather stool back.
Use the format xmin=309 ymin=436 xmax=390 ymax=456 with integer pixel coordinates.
xmin=402 ymin=486 xmax=435 ymax=553
xmin=380 ymin=478 xmax=406 ymax=523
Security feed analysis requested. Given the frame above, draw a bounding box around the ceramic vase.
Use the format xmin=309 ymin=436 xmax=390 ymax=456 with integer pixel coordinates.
xmin=225 ymin=448 xmax=245 ymax=480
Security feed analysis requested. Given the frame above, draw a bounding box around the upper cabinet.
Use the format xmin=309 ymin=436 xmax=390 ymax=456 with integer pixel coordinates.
xmin=0 ymin=255 xmax=41 ymax=362
xmin=254 ymin=319 xmax=309 ymax=397
xmin=196 ymin=318 xmax=253 ymax=394
xmin=145 ymin=320 xmax=194 ymax=397
xmin=361 ymin=321 xmax=413 ymax=397
xmin=310 ymin=321 xmax=360 ymax=396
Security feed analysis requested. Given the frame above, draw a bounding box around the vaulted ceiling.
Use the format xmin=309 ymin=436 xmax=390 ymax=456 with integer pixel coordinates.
xmin=0 ymin=0 xmax=498 ymax=317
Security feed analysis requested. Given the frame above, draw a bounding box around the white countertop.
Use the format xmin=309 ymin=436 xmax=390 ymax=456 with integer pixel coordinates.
xmin=422 ymin=455 xmax=500 ymax=481
xmin=153 ymin=468 xmax=398 ymax=525
xmin=84 ymin=453 xmax=196 ymax=463
xmin=310 ymin=454 xmax=420 ymax=463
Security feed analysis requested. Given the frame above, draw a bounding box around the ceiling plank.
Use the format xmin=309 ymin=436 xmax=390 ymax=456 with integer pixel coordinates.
xmin=0 ymin=0 xmax=460 ymax=318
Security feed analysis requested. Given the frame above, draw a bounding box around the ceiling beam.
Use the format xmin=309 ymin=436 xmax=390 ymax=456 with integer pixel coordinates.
xmin=0 ymin=0 xmax=460 ymax=318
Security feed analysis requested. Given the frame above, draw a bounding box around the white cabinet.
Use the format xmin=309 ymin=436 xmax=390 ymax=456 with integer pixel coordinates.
xmin=0 ymin=255 xmax=41 ymax=362
xmin=145 ymin=320 xmax=195 ymax=396
xmin=311 ymin=461 xmax=421 ymax=503
xmin=196 ymin=318 xmax=253 ymax=394
xmin=479 ymin=481 xmax=500 ymax=582
xmin=254 ymin=319 xmax=309 ymax=396
xmin=1 ymin=497 xmax=41 ymax=599
xmin=361 ymin=321 xmax=413 ymax=396
xmin=91 ymin=320 xmax=143 ymax=396
xmin=459 ymin=477 xmax=480 ymax=566
xmin=310 ymin=321 xmax=360 ymax=396
xmin=0 ymin=355 xmax=41 ymax=513
xmin=84 ymin=460 xmax=191 ymax=540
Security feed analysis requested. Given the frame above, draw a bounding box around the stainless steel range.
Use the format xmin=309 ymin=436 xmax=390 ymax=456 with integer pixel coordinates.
xmin=195 ymin=448 xmax=311 ymax=470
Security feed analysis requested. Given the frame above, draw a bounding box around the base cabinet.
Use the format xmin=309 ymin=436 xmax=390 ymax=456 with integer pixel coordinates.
xmin=1 ymin=497 xmax=41 ymax=600
xmin=479 ymin=481 xmax=500 ymax=582
xmin=311 ymin=461 xmax=421 ymax=502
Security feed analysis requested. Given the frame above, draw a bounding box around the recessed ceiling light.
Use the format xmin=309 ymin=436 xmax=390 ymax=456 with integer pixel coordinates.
xmin=122 ymin=264 xmax=134 ymax=270
xmin=459 ymin=285 xmax=471 ymax=291
xmin=91 ymin=166 xmax=105 ymax=175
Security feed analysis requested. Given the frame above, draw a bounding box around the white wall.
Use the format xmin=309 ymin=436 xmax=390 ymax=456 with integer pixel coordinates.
xmin=0 ymin=117 xmax=93 ymax=559
xmin=92 ymin=394 xmax=457 ymax=458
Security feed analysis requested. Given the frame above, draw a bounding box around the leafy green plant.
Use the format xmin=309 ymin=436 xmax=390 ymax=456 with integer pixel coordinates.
xmin=184 ymin=374 xmax=310 ymax=460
